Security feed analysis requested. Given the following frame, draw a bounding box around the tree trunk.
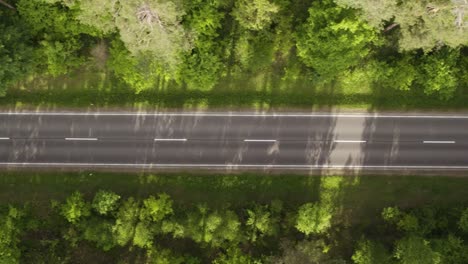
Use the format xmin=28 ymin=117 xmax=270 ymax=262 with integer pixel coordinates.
xmin=384 ymin=23 xmax=399 ymax=32
xmin=0 ymin=0 xmax=15 ymax=10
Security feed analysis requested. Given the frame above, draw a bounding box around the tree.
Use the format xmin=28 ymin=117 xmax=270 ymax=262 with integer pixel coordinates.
xmin=0 ymin=206 xmax=24 ymax=264
xmin=333 ymin=0 xmax=396 ymax=27
xmin=132 ymin=221 xmax=154 ymax=248
xmin=91 ymin=190 xmax=121 ymax=216
xmin=295 ymin=203 xmax=332 ymax=235
xmin=146 ymin=247 xmax=187 ymax=264
xmin=352 ymin=239 xmax=392 ymax=264
xmin=458 ymin=208 xmax=468 ymax=233
xmin=107 ymin=39 xmax=165 ymax=93
xmin=185 ymin=204 xmax=241 ymax=247
xmin=83 ymin=218 xmax=117 ymax=251
xmin=139 ymin=194 xmax=173 ymax=223
xmin=296 ymin=0 xmax=379 ymax=79
xmin=115 ymin=0 xmax=191 ymax=72
xmin=60 ymin=191 xmax=91 ymax=224
xmin=16 ymin=0 xmax=93 ymax=77
xmin=213 ymin=247 xmax=260 ymax=264
xmin=179 ymin=0 xmax=224 ymax=90
xmin=417 ymin=47 xmax=460 ymax=100
xmin=131 ymin=194 xmax=174 ymax=248
xmin=394 ymin=236 xmax=441 ymax=264
xmin=267 ymin=239 xmax=346 ymax=264
xmin=372 ymin=55 xmax=417 ymax=91
xmin=245 ymin=204 xmax=278 ymax=242
xmin=432 ymin=235 xmax=468 ymax=264
xmin=112 ymin=197 xmax=140 ymax=246
xmin=39 ymin=39 xmax=84 ymax=77
xmin=232 ymin=0 xmax=280 ymax=31
xmin=0 ymin=8 xmax=36 ymax=97
xmin=335 ymin=0 xmax=468 ymax=51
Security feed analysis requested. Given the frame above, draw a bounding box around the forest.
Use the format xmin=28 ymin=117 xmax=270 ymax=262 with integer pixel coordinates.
xmin=1 ymin=0 xmax=468 ymax=263
xmin=0 ymin=0 xmax=467 ymax=109
xmin=1 ymin=173 xmax=468 ymax=263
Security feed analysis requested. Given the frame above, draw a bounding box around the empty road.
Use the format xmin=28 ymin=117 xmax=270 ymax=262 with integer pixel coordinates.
xmin=1 ymin=111 xmax=468 ymax=171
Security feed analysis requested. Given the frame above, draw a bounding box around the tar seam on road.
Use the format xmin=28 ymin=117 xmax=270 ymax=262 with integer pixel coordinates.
xmin=2 ymin=112 xmax=468 ymax=119
xmin=65 ymin=137 xmax=98 ymax=141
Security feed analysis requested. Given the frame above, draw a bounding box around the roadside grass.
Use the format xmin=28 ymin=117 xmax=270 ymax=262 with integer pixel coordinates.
xmin=2 ymin=65 xmax=468 ymax=111
xmin=1 ymin=172 xmax=467 ymax=225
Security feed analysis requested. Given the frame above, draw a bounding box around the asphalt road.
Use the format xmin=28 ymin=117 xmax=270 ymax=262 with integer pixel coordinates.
xmin=1 ymin=111 xmax=468 ymax=171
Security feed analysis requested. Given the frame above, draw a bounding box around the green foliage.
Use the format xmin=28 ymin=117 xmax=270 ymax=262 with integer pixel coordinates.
xmin=245 ymin=204 xmax=278 ymax=242
xmin=232 ymin=0 xmax=280 ymax=31
xmin=213 ymin=247 xmax=260 ymax=264
xmin=418 ymin=48 xmax=460 ymax=100
xmin=0 ymin=207 xmax=24 ymax=264
xmin=394 ymin=236 xmax=441 ymax=264
xmin=133 ymin=221 xmax=154 ymax=248
xmin=269 ymin=239 xmax=346 ymax=264
xmin=139 ymin=194 xmax=173 ymax=223
xmin=146 ymin=247 xmax=186 ymax=264
xmin=82 ymin=218 xmax=116 ymax=251
xmin=352 ymin=240 xmax=392 ymax=264
xmin=432 ymin=235 xmax=468 ymax=264
xmin=179 ymin=0 xmax=224 ymax=90
xmin=296 ymin=0 xmax=379 ymax=79
xmin=335 ymin=0 xmax=468 ymax=51
xmin=107 ymin=40 xmax=164 ymax=93
xmin=112 ymin=197 xmax=140 ymax=246
xmin=295 ymin=203 xmax=332 ymax=235
xmin=372 ymin=55 xmax=417 ymax=91
xmin=60 ymin=191 xmax=91 ymax=224
xmin=0 ymin=176 xmax=466 ymax=263
xmin=382 ymin=206 xmax=402 ymax=223
xmin=0 ymin=9 xmax=36 ymax=97
xmin=91 ymin=190 xmax=121 ymax=216
xmin=39 ymin=39 xmax=84 ymax=77
xmin=185 ymin=204 xmax=241 ymax=247
xmin=459 ymin=208 xmax=468 ymax=233
xmin=17 ymin=0 xmax=92 ymax=76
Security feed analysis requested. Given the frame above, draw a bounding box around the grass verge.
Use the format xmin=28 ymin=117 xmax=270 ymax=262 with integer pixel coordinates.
xmin=2 ymin=66 xmax=468 ymax=111
xmin=1 ymin=172 xmax=467 ymax=225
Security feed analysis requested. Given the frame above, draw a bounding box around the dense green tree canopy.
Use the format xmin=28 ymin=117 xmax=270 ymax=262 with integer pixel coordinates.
xmin=335 ymin=0 xmax=468 ymax=51
xmin=296 ymin=0 xmax=379 ymax=79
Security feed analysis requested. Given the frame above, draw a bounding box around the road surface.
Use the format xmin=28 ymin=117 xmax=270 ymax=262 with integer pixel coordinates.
xmin=1 ymin=111 xmax=468 ymax=171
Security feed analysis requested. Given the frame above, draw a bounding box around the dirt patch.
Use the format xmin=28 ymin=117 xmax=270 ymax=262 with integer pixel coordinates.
xmin=90 ymin=40 xmax=109 ymax=69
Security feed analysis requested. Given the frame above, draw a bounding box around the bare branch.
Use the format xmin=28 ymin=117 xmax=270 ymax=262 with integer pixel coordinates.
xmin=0 ymin=0 xmax=15 ymax=10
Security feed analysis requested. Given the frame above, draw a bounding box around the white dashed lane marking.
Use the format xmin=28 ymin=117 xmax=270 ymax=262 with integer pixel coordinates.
xmin=65 ymin=137 xmax=98 ymax=141
xmin=423 ymin=140 xmax=455 ymax=144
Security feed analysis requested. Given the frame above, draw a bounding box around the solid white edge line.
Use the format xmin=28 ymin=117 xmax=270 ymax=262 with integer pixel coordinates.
xmin=154 ymin=138 xmax=187 ymax=141
xmin=334 ymin=140 xmax=366 ymax=143
xmin=244 ymin=139 xmax=277 ymax=142
xmin=1 ymin=112 xmax=468 ymax=118
xmin=65 ymin=137 xmax=98 ymax=141
xmin=423 ymin=140 xmax=455 ymax=144
xmin=0 ymin=137 xmax=10 ymax=140
xmin=0 ymin=162 xmax=468 ymax=169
